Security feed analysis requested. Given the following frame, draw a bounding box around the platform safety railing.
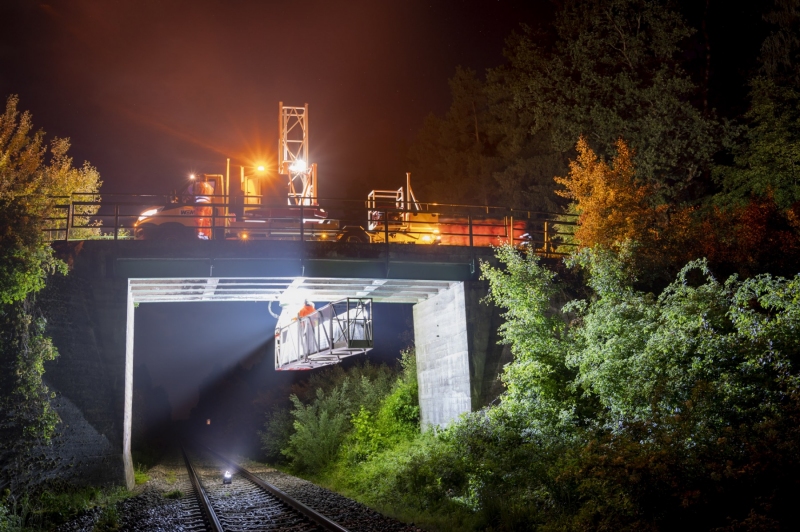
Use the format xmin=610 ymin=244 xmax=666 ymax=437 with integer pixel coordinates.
xmin=39 ymin=193 xmax=578 ymax=255
xmin=275 ymin=298 xmax=373 ymax=371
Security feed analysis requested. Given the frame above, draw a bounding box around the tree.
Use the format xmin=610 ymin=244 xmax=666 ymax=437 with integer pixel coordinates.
xmin=409 ymin=0 xmax=720 ymax=212
xmin=408 ymin=68 xmax=503 ymax=206
xmin=0 ymin=95 xmax=101 ymax=303
xmin=0 ymin=95 xmax=101 ymax=491
xmin=761 ymin=0 xmax=800 ymax=86
xmin=713 ymin=0 xmax=800 ymax=210
xmin=553 ymin=137 xmax=698 ymax=284
xmin=493 ymin=0 xmax=718 ymax=203
xmin=555 ymin=138 xmax=656 ymax=248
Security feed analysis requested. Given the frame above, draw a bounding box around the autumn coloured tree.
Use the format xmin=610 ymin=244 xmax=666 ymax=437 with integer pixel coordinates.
xmin=555 ymin=138 xmax=651 ymax=249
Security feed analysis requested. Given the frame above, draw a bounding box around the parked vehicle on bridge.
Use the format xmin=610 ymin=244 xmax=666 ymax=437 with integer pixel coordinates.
xmin=133 ymin=173 xmax=339 ymax=241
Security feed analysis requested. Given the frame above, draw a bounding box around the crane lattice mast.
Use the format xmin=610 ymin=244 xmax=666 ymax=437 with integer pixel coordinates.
xmin=278 ymin=102 xmax=318 ymax=205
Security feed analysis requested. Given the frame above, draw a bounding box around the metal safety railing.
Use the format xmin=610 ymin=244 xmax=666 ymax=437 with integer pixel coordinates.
xmin=275 ymin=298 xmax=373 ymax=371
xmin=39 ymin=193 xmax=578 ymax=254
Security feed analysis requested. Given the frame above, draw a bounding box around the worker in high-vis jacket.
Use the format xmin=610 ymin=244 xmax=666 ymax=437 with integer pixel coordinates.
xmin=298 ymin=300 xmax=317 ymax=356
xmin=298 ymin=300 xmax=315 ymax=319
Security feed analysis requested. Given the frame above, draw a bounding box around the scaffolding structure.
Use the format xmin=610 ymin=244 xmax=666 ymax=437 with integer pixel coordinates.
xmin=278 ymin=102 xmax=318 ymax=206
xmin=275 ymin=298 xmax=373 ymax=370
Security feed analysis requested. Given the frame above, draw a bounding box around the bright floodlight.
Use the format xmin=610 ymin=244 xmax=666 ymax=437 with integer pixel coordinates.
xmin=289 ymin=159 xmax=307 ymax=173
xmin=189 ymin=174 xmax=196 ymax=180
xmin=256 ymin=165 xmax=265 ymax=172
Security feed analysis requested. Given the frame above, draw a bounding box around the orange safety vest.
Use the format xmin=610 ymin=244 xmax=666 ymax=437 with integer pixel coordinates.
xmin=298 ymin=304 xmax=315 ymax=319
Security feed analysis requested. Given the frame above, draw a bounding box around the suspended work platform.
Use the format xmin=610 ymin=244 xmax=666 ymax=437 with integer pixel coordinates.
xmin=275 ymin=298 xmax=373 ymax=370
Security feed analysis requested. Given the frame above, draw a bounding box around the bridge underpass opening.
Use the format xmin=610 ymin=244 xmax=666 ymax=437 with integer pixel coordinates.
xmin=124 ymin=276 xmax=452 ymax=485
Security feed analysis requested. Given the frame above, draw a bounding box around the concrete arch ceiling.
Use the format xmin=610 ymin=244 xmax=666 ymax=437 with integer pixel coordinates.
xmin=128 ymin=277 xmax=457 ymax=304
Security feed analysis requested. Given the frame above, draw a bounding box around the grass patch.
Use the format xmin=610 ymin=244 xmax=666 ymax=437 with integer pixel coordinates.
xmin=299 ymin=436 xmax=477 ymax=532
xmin=163 ymin=490 xmax=182 ymax=500
xmin=93 ymin=505 xmax=120 ymax=531
xmin=1 ymin=485 xmax=132 ymax=531
xmin=164 ymin=471 xmax=177 ymax=484
xmin=133 ymin=464 xmax=149 ymax=485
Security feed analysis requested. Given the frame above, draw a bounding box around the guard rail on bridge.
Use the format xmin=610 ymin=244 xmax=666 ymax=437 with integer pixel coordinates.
xmin=40 ymin=193 xmax=578 ymax=254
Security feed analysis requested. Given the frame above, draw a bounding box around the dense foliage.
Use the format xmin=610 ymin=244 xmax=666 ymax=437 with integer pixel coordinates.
xmin=0 ymin=94 xmax=101 ymax=503
xmin=261 ymin=353 xmax=419 ymax=472
xmin=273 ymin=247 xmax=800 ymax=531
xmin=409 ymin=0 xmax=721 ymax=210
xmin=0 ymin=95 xmax=101 ymax=303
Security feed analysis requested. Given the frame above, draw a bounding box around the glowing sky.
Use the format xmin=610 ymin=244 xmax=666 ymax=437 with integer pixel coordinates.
xmin=0 ymin=0 xmax=549 ymax=197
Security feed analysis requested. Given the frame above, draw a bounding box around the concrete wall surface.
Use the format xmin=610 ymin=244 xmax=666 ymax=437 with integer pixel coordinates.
xmin=413 ymin=281 xmax=513 ymax=429
xmin=413 ymin=282 xmax=473 ymax=428
xmin=40 ymin=243 xmax=130 ymax=487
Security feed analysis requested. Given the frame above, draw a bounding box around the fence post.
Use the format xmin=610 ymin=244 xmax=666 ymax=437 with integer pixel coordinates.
xmin=384 ymin=209 xmax=390 ymax=277
xmin=65 ymin=202 xmax=73 ymax=242
xmin=544 ymin=221 xmax=549 ymax=255
xmin=114 ymin=204 xmax=120 ymax=241
xmin=300 ymin=204 xmax=305 ymax=242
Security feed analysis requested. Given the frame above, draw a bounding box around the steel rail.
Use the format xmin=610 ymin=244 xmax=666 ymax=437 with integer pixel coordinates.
xmin=180 ymin=444 xmax=224 ymax=532
xmin=198 ymin=443 xmax=350 ymax=532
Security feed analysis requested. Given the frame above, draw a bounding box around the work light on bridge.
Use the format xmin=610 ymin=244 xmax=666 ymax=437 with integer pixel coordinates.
xmin=289 ymin=159 xmax=307 ymax=173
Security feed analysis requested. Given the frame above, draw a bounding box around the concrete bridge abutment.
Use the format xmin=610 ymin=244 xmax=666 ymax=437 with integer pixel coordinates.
xmin=413 ymin=281 xmax=510 ymax=428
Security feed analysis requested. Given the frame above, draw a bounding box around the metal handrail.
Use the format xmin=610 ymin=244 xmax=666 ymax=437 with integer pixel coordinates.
xmin=38 ymin=193 xmax=579 ymax=253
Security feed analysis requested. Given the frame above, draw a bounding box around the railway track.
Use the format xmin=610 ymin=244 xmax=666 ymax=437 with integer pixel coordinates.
xmin=180 ymin=444 xmax=349 ymax=532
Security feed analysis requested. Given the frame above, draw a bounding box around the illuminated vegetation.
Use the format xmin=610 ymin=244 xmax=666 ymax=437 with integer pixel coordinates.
xmin=0 ymin=94 xmax=102 ymax=524
xmin=270 ymin=3 xmax=800 ymax=527
xmin=271 ymin=247 xmax=800 ymax=530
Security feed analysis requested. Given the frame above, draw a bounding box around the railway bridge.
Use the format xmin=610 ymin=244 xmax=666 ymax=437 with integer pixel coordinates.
xmin=39 ymin=238 xmax=536 ymax=489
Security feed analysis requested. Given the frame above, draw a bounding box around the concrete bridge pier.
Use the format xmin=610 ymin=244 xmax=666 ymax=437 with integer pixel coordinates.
xmin=413 ymin=281 xmax=509 ymax=428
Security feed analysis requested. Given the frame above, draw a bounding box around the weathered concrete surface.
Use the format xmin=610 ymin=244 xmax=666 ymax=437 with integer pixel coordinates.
xmin=413 ymin=283 xmax=472 ymax=428
xmin=39 ymin=244 xmax=129 ymax=487
xmin=27 ymin=389 xmax=122 ymax=487
xmin=413 ymin=281 xmax=512 ymax=428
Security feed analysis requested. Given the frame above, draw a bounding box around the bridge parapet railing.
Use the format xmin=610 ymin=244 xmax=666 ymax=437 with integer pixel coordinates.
xmin=40 ymin=193 xmax=578 ymax=255
xmin=275 ymin=298 xmax=373 ymax=371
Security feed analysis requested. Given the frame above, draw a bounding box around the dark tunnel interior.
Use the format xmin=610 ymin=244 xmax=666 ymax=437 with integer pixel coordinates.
xmin=131 ymin=300 xmax=414 ymax=459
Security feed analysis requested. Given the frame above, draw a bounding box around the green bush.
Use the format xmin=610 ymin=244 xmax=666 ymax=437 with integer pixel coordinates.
xmin=259 ymin=407 xmax=294 ymax=464
xmin=274 ymin=361 xmax=397 ymax=472
xmin=285 ymin=386 xmax=352 ymax=472
xmin=133 ymin=464 xmax=149 ymax=485
xmin=271 ymin=249 xmax=800 ymax=529
xmin=435 ymin=245 xmax=800 ymax=529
